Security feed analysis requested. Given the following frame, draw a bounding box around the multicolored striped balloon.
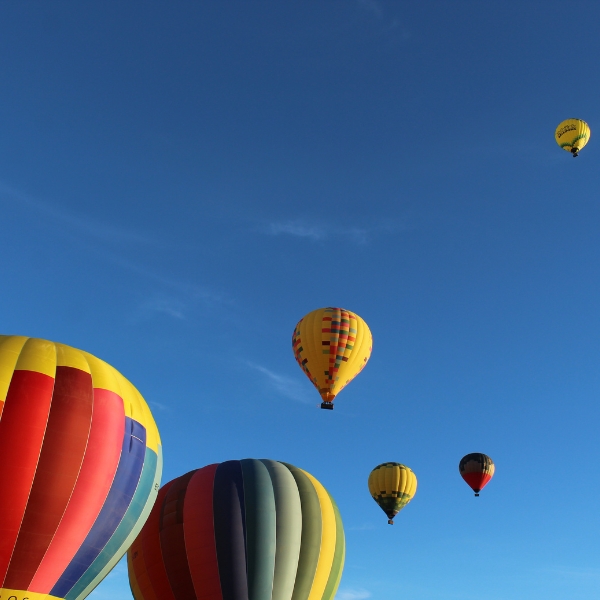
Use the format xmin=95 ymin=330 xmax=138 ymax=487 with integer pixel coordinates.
xmin=128 ymin=459 xmax=345 ymax=600
xmin=292 ymin=307 xmax=372 ymax=409
xmin=459 ymin=453 xmax=495 ymax=497
xmin=0 ymin=335 xmax=162 ymax=600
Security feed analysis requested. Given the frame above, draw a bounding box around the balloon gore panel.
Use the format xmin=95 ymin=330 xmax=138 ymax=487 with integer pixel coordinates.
xmin=128 ymin=459 xmax=345 ymax=600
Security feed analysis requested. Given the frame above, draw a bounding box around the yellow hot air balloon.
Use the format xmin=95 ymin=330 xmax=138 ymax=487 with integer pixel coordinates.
xmin=368 ymin=462 xmax=417 ymax=525
xmin=555 ymin=119 xmax=590 ymax=156
xmin=292 ymin=307 xmax=372 ymax=410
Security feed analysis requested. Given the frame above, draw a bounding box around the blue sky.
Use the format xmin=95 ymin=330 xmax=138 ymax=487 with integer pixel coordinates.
xmin=2 ymin=2 xmax=600 ymax=599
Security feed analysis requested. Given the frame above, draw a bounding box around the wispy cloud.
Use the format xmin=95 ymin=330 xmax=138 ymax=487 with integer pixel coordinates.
xmin=0 ymin=180 xmax=232 ymax=321
xmin=336 ymin=588 xmax=372 ymax=600
xmin=149 ymin=400 xmax=170 ymax=412
xmin=266 ymin=221 xmax=326 ymax=240
xmin=140 ymin=296 xmax=185 ymax=319
xmin=247 ymin=363 xmax=313 ymax=404
xmin=356 ymin=0 xmax=383 ymax=18
xmin=0 ymin=181 xmax=155 ymax=246
xmin=537 ymin=566 xmax=600 ymax=580
xmin=260 ymin=218 xmax=408 ymax=245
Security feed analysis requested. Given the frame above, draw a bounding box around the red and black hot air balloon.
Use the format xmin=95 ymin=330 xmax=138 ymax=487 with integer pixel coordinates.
xmin=459 ymin=453 xmax=494 ymax=497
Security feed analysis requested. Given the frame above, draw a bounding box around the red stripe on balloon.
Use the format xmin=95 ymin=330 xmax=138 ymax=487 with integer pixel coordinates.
xmin=160 ymin=471 xmax=197 ymax=599
xmin=184 ymin=464 xmax=222 ymax=600
xmin=0 ymin=400 xmax=4 ymax=420
xmin=129 ymin=529 xmax=159 ymax=600
xmin=0 ymin=370 xmax=55 ymax=587
xmin=139 ymin=481 xmax=176 ymax=600
xmin=461 ymin=472 xmax=493 ymax=492
xmin=29 ymin=388 xmax=125 ymax=593
xmin=4 ymin=367 xmax=94 ymax=590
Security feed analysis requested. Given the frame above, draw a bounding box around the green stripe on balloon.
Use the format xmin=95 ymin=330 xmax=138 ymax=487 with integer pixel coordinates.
xmin=284 ymin=463 xmax=322 ymax=600
xmin=240 ymin=459 xmax=277 ymax=600
xmin=260 ymin=459 xmax=302 ymax=600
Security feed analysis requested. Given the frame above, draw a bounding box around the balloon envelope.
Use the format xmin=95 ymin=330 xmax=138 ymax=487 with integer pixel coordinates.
xmin=292 ymin=307 xmax=372 ymax=408
xmin=368 ymin=462 xmax=417 ymax=524
xmin=128 ymin=459 xmax=345 ymax=600
xmin=555 ymin=118 xmax=590 ymax=156
xmin=459 ymin=453 xmax=494 ymax=496
xmin=0 ymin=335 xmax=162 ymax=600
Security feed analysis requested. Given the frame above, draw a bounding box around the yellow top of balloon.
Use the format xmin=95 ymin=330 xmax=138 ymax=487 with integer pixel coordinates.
xmin=292 ymin=307 xmax=372 ymax=405
xmin=0 ymin=335 xmax=161 ymax=452
xmin=555 ymin=119 xmax=590 ymax=156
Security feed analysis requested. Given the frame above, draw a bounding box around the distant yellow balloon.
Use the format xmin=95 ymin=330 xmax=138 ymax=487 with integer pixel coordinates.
xmin=555 ymin=119 xmax=590 ymax=156
xmin=292 ymin=307 xmax=372 ymax=410
xmin=368 ymin=463 xmax=417 ymax=525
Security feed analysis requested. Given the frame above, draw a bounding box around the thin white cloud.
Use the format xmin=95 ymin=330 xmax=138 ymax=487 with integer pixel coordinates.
xmin=262 ymin=217 xmax=407 ymax=245
xmin=247 ymin=363 xmax=313 ymax=405
xmin=149 ymin=401 xmax=170 ymax=412
xmin=0 ymin=180 xmax=232 ymax=321
xmin=0 ymin=181 xmax=155 ymax=246
xmin=266 ymin=220 xmax=326 ymax=240
xmin=140 ymin=296 xmax=185 ymax=319
xmin=261 ymin=220 xmax=369 ymax=244
xmin=356 ymin=0 xmax=383 ymax=18
xmin=336 ymin=588 xmax=372 ymax=600
xmin=538 ymin=566 xmax=600 ymax=580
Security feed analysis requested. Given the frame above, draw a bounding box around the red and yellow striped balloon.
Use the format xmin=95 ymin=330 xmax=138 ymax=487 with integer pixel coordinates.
xmin=0 ymin=336 xmax=162 ymax=600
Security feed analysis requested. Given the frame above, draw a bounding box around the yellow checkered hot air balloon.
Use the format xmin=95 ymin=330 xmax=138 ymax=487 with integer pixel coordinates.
xmin=555 ymin=119 xmax=590 ymax=157
xmin=292 ymin=307 xmax=372 ymax=410
xmin=368 ymin=463 xmax=417 ymax=525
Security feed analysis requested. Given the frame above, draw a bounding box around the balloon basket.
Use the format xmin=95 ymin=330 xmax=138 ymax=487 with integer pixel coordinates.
xmin=387 ymin=519 xmax=394 ymax=525
xmin=320 ymin=402 xmax=334 ymax=410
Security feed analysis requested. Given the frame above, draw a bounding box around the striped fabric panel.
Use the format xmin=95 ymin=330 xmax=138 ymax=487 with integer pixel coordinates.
xmin=4 ymin=366 xmax=94 ymax=590
xmin=213 ymin=461 xmax=248 ymax=600
xmin=30 ymin=388 xmax=126 ymax=593
xmin=240 ymin=459 xmax=277 ymax=600
xmin=138 ymin=481 xmax=177 ymax=600
xmin=321 ymin=493 xmax=345 ymax=600
xmin=0 ymin=338 xmax=57 ymax=587
xmin=259 ymin=460 xmax=302 ymax=600
xmin=50 ymin=418 xmax=146 ymax=598
xmin=160 ymin=471 xmax=197 ymax=599
xmin=66 ymin=446 xmax=160 ymax=600
xmin=184 ymin=465 xmax=222 ymax=600
xmin=283 ymin=463 xmax=321 ymax=600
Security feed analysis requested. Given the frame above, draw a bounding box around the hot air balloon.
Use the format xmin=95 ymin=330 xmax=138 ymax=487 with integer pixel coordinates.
xmin=459 ymin=453 xmax=494 ymax=497
xmin=0 ymin=335 xmax=162 ymax=600
xmin=128 ymin=459 xmax=345 ymax=600
xmin=368 ymin=462 xmax=417 ymax=525
xmin=292 ymin=307 xmax=372 ymax=409
xmin=555 ymin=119 xmax=590 ymax=156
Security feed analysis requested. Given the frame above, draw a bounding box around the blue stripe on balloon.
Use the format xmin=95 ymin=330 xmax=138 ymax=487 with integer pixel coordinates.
xmin=64 ymin=446 xmax=158 ymax=600
xmin=50 ymin=417 xmax=146 ymax=598
xmin=213 ymin=460 xmax=248 ymax=600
